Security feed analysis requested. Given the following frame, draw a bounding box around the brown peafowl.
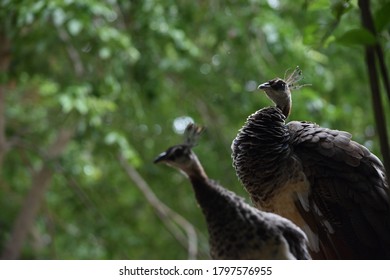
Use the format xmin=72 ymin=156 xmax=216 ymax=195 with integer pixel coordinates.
xmin=231 ymin=67 xmax=390 ymax=259
xmin=154 ymin=123 xmax=310 ymax=260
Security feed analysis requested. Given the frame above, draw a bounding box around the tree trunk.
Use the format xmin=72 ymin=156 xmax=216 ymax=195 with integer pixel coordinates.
xmin=1 ymin=129 xmax=73 ymax=259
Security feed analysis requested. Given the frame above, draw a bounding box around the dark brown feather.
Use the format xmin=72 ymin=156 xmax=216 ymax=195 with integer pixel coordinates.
xmin=232 ymin=106 xmax=390 ymax=259
xmin=290 ymin=120 xmax=390 ymax=258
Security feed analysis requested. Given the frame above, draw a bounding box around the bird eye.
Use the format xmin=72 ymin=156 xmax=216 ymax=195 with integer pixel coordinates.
xmin=272 ymin=80 xmax=286 ymax=91
xmin=172 ymin=147 xmax=183 ymax=155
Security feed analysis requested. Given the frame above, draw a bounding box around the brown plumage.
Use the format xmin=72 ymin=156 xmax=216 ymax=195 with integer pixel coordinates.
xmin=154 ymin=123 xmax=310 ymax=260
xmin=232 ymin=67 xmax=390 ymax=259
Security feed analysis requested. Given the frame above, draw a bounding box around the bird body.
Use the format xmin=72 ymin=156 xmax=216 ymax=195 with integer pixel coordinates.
xmin=155 ymin=124 xmax=310 ymax=260
xmin=189 ymin=175 xmax=308 ymax=260
xmin=232 ymin=68 xmax=390 ymax=259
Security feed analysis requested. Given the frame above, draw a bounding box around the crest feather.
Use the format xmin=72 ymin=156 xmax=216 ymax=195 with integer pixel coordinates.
xmin=184 ymin=123 xmax=205 ymax=147
xmin=285 ymin=66 xmax=311 ymax=90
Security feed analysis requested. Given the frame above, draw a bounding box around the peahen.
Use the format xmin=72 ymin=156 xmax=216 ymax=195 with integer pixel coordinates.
xmin=231 ymin=67 xmax=390 ymax=259
xmin=154 ymin=123 xmax=310 ymax=260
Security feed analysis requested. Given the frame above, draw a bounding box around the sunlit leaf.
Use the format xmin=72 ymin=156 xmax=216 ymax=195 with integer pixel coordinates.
xmin=52 ymin=8 xmax=66 ymax=26
xmin=99 ymin=47 xmax=111 ymax=59
xmin=308 ymin=0 xmax=329 ymax=11
xmin=67 ymin=19 xmax=83 ymax=36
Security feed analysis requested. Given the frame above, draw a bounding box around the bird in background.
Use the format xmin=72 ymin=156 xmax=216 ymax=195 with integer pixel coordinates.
xmin=154 ymin=123 xmax=310 ymax=260
xmin=231 ymin=66 xmax=390 ymax=259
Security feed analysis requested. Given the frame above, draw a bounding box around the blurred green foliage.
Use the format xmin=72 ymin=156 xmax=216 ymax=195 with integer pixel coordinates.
xmin=0 ymin=0 xmax=389 ymax=259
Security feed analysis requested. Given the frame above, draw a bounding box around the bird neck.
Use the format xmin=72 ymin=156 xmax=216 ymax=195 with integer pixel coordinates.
xmin=185 ymin=156 xmax=230 ymax=212
xmin=184 ymin=155 xmax=209 ymax=181
xmin=189 ymin=173 xmax=240 ymax=222
xmin=276 ymin=95 xmax=291 ymax=118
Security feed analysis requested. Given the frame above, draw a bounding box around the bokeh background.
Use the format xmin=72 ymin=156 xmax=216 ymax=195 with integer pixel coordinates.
xmin=0 ymin=0 xmax=389 ymax=259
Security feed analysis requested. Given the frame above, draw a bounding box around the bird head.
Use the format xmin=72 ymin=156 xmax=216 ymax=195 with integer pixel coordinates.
xmin=154 ymin=144 xmax=196 ymax=170
xmin=154 ymin=123 xmax=206 ymax=177
xmin=258 ymin=78 xmax=291 ymax=109
xmin=258 ymin=66 xmax=309 ymax=118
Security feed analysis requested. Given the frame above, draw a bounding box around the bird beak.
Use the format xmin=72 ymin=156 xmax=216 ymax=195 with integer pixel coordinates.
xmin=258 ymin=82 xmax=270 ymax=90
xmin=153 ymin=151 xmax=168 ymax=164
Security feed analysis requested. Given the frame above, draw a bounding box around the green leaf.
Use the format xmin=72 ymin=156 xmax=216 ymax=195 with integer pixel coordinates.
xmin=331 ymin=0 xmax=353 ymax=20
xmin=52 ymin=8 xmax=66 ymax=26
xmin=374 ymin=2 xmax=390 ymax=32
xmin=104 ymin=131 xmax=141 ymax=167
xmin=67 ymin=19 xmax=83 ymax=36
xmin=308 ymin=0 xmax=330 ymax=11
xmin=336 ymin=28 xmax=377 ymax=46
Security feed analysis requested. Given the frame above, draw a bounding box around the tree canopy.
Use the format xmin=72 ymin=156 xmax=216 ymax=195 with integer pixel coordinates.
xmin=0 ymin=0 xmax=389 ymax=259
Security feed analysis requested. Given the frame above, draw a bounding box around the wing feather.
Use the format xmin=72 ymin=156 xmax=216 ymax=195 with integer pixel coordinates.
xmin=287 ymin=121 xmax=390 ymax=259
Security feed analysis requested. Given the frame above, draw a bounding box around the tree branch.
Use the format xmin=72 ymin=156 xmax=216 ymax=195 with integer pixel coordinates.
xmin=0 ymin=88 xmax=8 ymax=168
xmin=375 ymin=46 xmax=390 ymax=103
xmin=0 ymin=27 xmax=11 ymax=170
xmin=57 ymin=27 xmax=85 ymax=77
xmin=357 ymin=0 xmax=390 ymax=103
xmin=358 ymin=0 xmax=390 ymax=192
xmin=1 ymin=129 xmax=74 ymax=259
xmin=118 ymin=153 xmax=205 ymax=259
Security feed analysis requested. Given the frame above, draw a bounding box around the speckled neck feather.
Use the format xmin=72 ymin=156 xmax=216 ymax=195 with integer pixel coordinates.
xmin=232 ymin=106 xmax=294 ymax=203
